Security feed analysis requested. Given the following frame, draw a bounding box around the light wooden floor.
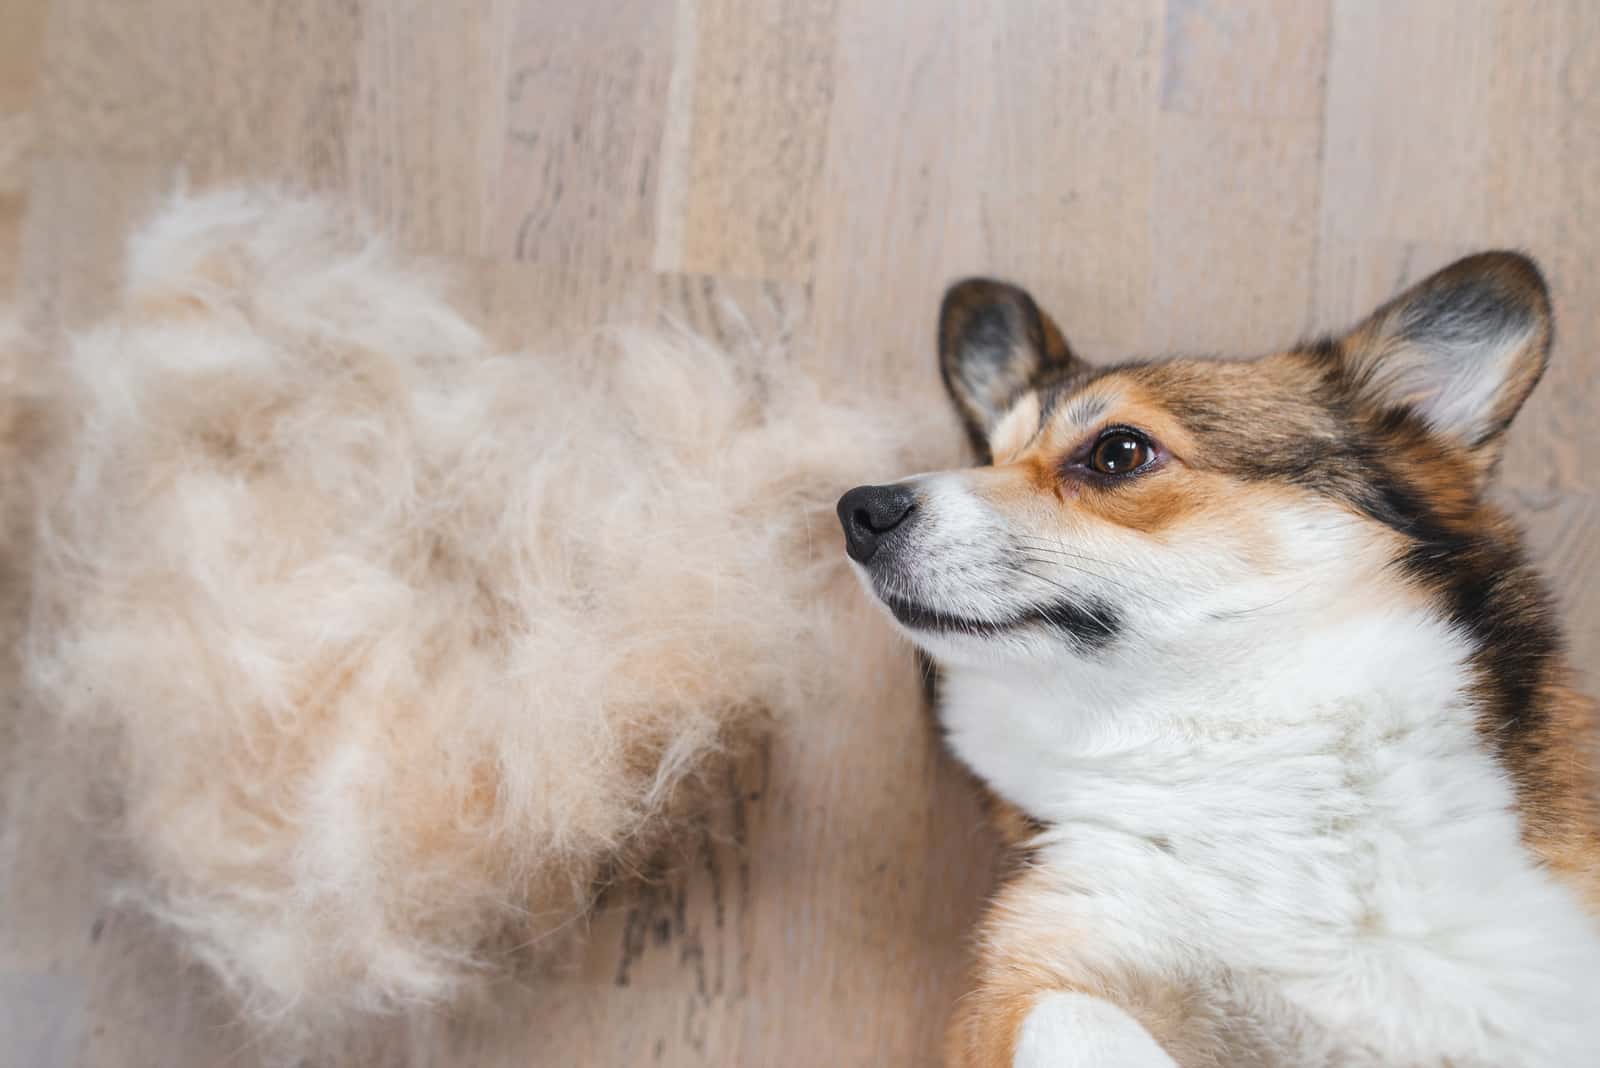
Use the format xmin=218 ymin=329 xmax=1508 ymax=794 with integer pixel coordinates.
xmin=3 ymin=2 xmax=1598 ymax=1065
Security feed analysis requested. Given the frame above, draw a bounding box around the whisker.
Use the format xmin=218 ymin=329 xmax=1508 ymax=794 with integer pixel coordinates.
xmin=1013 ymin=535 xmax=1174 ymax=602
xmin=1015 ymin=566 xmax=1121 ymax=633
xmin=1013 ymin=554 xmax=1147 ymax=598
xmin=1012 ymin=537 xmax=1120 ymax=568
xmin=1207 ymin=581 xmax=1316 ymax=621
xmin=1010 ymin=563 xmax=1080 ymax=598
xmin=1012 ymin=543 xmax=1139 ymax=575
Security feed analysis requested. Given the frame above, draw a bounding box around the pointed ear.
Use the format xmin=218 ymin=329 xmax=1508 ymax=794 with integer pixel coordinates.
xmin=1338 ymin=252 xmax=1552 ymax=466
xmin=938 ymin=278 xmax=1085 ymax=459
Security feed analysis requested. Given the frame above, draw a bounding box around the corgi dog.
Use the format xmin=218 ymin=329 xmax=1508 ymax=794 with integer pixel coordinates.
xmin=837 ymin=254 xmax=1600 ymax=1067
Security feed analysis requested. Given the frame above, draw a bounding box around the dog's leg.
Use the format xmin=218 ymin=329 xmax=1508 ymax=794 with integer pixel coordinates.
xmin=1013 ymin=992 xmax=1178 ymax=1068
xmin=948 ymin=985 xmax=1179 ymax=1068
xmin=947 ymin=867 xmax=1184 ymax=1068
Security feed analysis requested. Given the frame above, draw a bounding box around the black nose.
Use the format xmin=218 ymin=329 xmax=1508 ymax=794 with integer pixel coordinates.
xmin=837 ymin=484 xmax=918 ymax=564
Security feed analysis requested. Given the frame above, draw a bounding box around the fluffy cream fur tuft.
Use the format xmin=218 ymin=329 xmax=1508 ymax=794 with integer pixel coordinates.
xmin=21 ymin=190 xmax=952 ymax=1041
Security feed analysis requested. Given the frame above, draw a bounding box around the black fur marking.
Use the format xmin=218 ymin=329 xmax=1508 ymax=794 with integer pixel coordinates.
xmin=882 ymin=592 xmax=1120 ymax=651
xmin=963 ymin=303 xmax=1025 ymax=367
xmin=1393 ymin=271 xmax=1534 ymax=353
xmin=946 ymin=302 xmax=1033 ymax=456
xmin=1302 ymin=334 xmax=1341 ymax=364
xmin=1359 ymin=463 xmax=1561 ymax=750
xmin=1010 ymin=367 xmax=1121 ymax=460
xmin=1300 ymin=406 xmax=1559 ymax=755
xmin=1036 ymin=598 xmax=1121 ymax=650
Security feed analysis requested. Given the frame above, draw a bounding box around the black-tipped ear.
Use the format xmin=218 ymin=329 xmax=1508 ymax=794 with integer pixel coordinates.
xmin=938 ymin=279 xmax=1084 ymax=459
xmin=1339 ymin=252 xmax=1552 ymax=463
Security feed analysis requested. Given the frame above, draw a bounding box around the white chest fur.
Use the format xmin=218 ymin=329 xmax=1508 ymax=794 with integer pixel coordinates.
xmin=937 ymin=614 xmax=1600 ymax=1067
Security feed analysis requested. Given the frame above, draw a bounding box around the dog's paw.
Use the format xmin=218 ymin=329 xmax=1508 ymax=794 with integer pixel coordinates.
xmin=1014 ymin=993 xmax=1179 ymax=1068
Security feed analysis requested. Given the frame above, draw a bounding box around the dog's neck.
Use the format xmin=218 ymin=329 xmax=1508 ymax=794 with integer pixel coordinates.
xmin=934 ymin=598 xmax=1475 ymax=821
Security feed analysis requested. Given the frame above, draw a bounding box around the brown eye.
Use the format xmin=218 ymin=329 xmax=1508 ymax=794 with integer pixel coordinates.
xmin=1088 ymin=430 xmax=1154 ymax=476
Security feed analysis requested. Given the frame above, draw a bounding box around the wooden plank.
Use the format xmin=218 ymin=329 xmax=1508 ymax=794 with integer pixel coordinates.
xmin=0 ymin=972 xmax=85 ymax=1068
xmin=805 ymin=0 xmax=982 ymax=391
xmin=675 ymin=0 xmax=837 ymax=281
xmin=809 ymin=0 xmax=1164 ymax=386
xmin=35 ymin=0 xmax=361 ymax=187
xmin=1315 ymin=1 xmax=1497 ymax=328
xmin=486 ymin=0 xmax=677 ymax=277
xmin=962 ymin=2 xmax=1164 ymax=360
xmin=1146 ymin=0 xmax=1328 ymax=353
xmin=0 ymin=0 xmax=50 ymax=295
xmin=15 ymin=154 xmax=171 ymax=334
xmin=347 ymin=0 xmax=512 ymax=254
xmin=1160 ymin=0 xmax=1328 ymax=119
xmin=1144 ymin=114 xmax=1323 ymax=354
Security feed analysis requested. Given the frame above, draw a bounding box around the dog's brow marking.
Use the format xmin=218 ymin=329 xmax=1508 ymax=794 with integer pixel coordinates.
xmin=1038 ymin=386 xmax=1063 ymax=428
xmin=1059 ymin=393 xmax=1108 ymax=432
xmin=1038 ymin=388 xmax=1108 ymax=436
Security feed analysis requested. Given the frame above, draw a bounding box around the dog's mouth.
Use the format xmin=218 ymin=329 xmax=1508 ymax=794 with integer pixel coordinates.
xmin=880 ymin=593 xmax=1010 ymax=636
xmin=877 ymin=590 xmax=1120 ymax=648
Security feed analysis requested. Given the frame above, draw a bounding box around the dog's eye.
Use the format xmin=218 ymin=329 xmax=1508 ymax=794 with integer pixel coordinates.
xmin=1088 ymin=430 xmax=1154 ymax=477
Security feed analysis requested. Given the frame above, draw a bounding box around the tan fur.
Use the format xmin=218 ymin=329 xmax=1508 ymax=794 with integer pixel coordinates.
xmin=14 ymin=190 xmax=959 ymax=1049
xmin=989 ymin=392 xmax=1043 ymax=465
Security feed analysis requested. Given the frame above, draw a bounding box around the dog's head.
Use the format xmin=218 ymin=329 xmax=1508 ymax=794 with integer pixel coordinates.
xmin=838 ymin=254 xmax=1555 ymax=700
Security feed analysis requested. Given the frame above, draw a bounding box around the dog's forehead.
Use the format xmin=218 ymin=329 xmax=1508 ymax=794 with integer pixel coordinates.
xmin=1041 ymin=381 xmax=1115 ymax=432
xmin=990 ymin=372 xmax=1140 ymax=462
xmin=996 ymin=356 xmax=1322 ymax=467
xmin=1038 ymin=371 xmax=1149 ymax=441
xmin=1053 ymin=356 xmax=1323 ymax=437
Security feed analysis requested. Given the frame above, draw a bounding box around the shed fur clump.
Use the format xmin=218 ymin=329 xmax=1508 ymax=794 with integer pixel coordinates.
xmin=21 ymin=190 xmax=952 ymax=1042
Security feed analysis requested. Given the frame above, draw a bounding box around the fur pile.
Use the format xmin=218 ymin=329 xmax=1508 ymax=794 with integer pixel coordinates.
xmin=19 ymin=191 xmax=951 ymax=1040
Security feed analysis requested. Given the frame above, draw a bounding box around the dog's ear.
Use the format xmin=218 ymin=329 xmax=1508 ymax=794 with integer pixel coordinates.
xmin=938 ymin=279 xmax=1084 ymax=461
xmin=1336 ymin=252 xmax=1552 ymax=474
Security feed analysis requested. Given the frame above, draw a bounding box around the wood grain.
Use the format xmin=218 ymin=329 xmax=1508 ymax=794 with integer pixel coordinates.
xmin=5 ymin=2 xmax=1600 ymax=1065
xmin=0 ymin=0 xmax=50 ymax=296
xmin=348 ymin=0 xmax=509 ymax=254
xmin=958 ymin=1 xmax=1164 ymax=359
xmin=677 ymin=0 xmax=836 ymax=280
xmin=1160 ymin=0 xmax=1328 ymax=119
xmin=490 ymin=0 xmax=676 ymax=273
xmin=1144 ymin=114 xmax=1322 ymax=353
